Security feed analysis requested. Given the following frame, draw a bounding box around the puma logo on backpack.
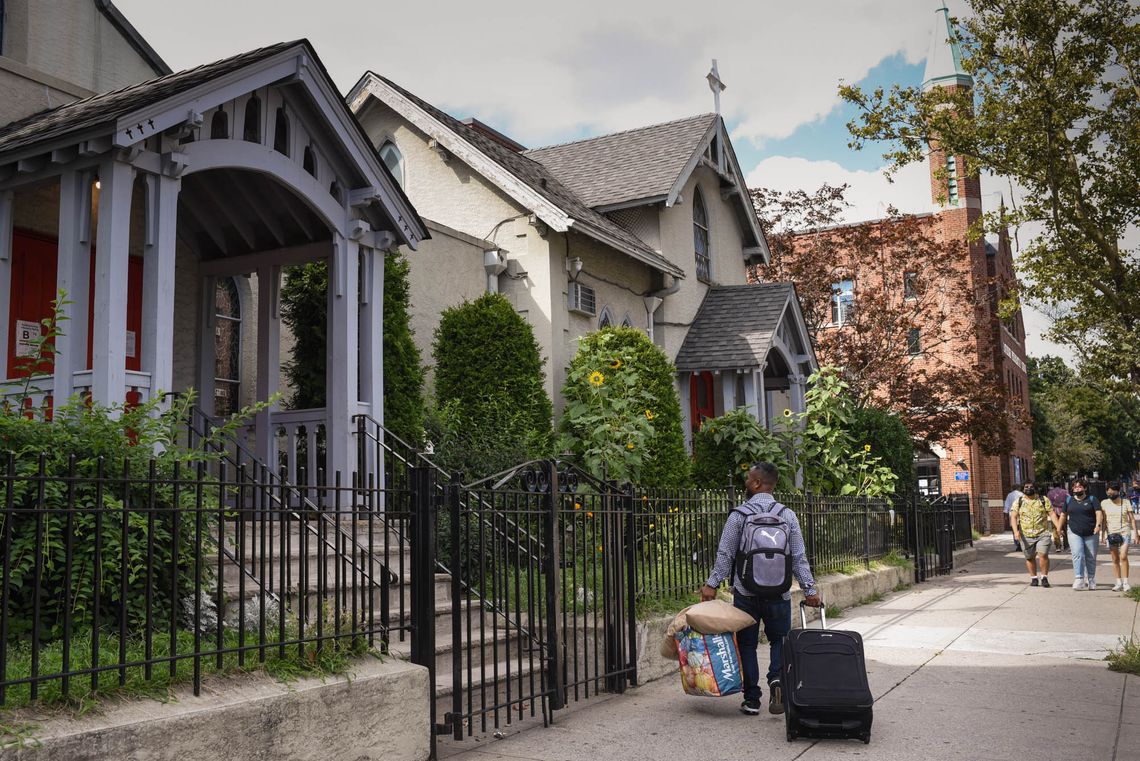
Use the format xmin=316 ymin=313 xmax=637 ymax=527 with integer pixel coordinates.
xmin=733 ymin=502 xmax=793 ymax=597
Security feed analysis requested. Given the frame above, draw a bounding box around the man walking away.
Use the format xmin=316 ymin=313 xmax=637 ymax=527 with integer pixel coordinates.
xmin=1061 ymin=478 xmax=1103 ymax=590
xmin=1004 ymin=483 xmax=1024 ymax=551
xmin=1047 ymin=482 xmax=1070 ymax=551
xmin=701 ymin=462 xmax=821 ymax=717
xmin=1010 ymin=480 xmax=1059 ymax=587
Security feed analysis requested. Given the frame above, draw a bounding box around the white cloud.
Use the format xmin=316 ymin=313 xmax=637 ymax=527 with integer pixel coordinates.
xmin=746 ymin=155 xmax=934 ymax=223
xmin=113 ymin=0 xmax=939 ymax=148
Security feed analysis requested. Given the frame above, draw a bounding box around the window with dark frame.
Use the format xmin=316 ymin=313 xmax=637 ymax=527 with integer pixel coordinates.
xmin=907 ymin=327 xmax=922 ymax=355
xmin=693 ymin=187 xmax=711 ymax=282
xmin=904 ymin=271 xmax=918 ymax=300
xmin=243 ymin=95 xmax=261 ymax=143
xmin=210 ymin=110 xmax=229 ymax=140
xmin=379 ymin=141 xmax=404 ymax=188
xmin=273 ymin=107 xmax=289 ymax=156
xmin=214 ymin=278 xmax=242 ymax=416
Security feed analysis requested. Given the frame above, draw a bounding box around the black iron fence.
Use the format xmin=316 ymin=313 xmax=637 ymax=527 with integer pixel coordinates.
xmin=0 ymin=440 xmax=972 ymax=753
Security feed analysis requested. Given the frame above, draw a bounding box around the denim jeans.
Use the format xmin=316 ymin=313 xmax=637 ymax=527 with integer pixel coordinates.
xmin=732 ymin=592 xmax=791 ymax=701
xmin=1069 ymin=531 xmax=1098 ymax=582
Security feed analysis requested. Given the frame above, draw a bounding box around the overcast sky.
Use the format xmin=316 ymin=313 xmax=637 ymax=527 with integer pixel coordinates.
xmin=115 ymin=0 xmax=1072 ymax=361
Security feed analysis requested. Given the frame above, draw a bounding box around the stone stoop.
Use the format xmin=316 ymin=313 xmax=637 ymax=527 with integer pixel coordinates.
xmin=2 ymin=658 xmax=431 ymax=761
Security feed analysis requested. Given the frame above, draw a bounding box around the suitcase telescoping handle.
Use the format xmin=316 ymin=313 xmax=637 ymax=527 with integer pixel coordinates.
xmin=799 ymin=599 xmax=826 ymax=630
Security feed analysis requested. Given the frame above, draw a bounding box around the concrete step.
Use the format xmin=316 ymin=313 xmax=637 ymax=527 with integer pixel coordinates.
xmin=389 ymin=625 xmax=528 ymax=675
xmin=432 ymin=656 xmax=546 ymax=738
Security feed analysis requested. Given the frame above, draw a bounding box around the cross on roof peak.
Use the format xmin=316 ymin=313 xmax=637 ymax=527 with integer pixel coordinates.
xmin=706 ymin=60 xmax=726 ymax=114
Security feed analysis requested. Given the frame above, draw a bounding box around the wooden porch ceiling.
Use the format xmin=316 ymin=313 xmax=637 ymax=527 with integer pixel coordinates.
xmin=178 ymin=167 xmax=329 ymax=259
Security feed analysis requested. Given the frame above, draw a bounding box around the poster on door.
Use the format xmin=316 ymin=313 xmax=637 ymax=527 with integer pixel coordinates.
xmin=15 ymin=320 xmax=40 ymax=357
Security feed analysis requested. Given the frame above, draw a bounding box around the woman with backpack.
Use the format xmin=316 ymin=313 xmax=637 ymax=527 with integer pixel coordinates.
xmin=1101 ymin=481 xmax=1138 ymax=592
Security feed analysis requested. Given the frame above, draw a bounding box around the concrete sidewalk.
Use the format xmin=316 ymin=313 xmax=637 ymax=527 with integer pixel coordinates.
xmin=439 ymin=536 xmax=1140 ymax=761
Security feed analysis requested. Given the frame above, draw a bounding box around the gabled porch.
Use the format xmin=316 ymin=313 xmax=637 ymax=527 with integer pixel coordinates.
xmin=675 ymin=283 xmax=817 ymax=448
xmin=0 ymin=41 xmax=426 ymax=482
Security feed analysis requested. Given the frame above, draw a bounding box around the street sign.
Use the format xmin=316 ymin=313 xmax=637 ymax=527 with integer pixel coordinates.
xmin=954 ymin=471 xmax=969 ymax=481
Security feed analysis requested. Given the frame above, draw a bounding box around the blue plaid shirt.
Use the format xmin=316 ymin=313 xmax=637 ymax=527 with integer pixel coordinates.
xmin=705 ymin=492 xmax=818 ymax=600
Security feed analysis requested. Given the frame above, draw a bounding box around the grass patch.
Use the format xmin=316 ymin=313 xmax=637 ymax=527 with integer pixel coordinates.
xmin=892 ymin=582 xmax=912 ymax=593
xmin=0 ymin=720 xmax=40 ymax=750
xmin=0 ymin=625 xmax=372 ymax=713
xmin=971 ymin=529 xmax=981 ymax=541
xmin=1106 ymin=637 xmax=1140 ymax=675
xmin=824 ymin=603 xmax=843 ymax=620
xmin=636 ymin=591 xmax=701 ymax=619
xmin=857 ymin=591 xmax=885 ymax=607
xmin=837 ymin=562 xmax=864 ymax=576
xmin=1126 ymin=587 xmax=1140 ymax=603
xmin=878 ymin=550 xmax=914 ymax=569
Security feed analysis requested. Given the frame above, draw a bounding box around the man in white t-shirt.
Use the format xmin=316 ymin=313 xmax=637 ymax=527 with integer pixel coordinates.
xmin=1004 ymin=484 xmax=1024 ymax=551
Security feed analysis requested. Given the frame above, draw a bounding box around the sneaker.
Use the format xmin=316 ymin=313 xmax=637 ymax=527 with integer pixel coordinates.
xmin=1112 ymin=580 xmax=1123 ymax=592
xmin=1073 ymin=579 xmax=1087 ymax=591
xmin=1089 ymin=580 xmax=1097 ymax=590
xmin=1041 ymin=577 xmax=1051 ymax=588
xmin=740 ymin=698 xmax=761 ymax=715
xmin=768 ymin=681 xmax=784 ymax=715
xmin=1030 ymin=577 xmax=1039 ymax=587
xmin=1124 ymin=581 xmax=1132 ymax=592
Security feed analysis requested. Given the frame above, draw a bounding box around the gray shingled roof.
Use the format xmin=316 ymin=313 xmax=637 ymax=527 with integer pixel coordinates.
xmin=363 ymin=73 xmax=684 ymax=278
xmin=524 ymin=114 xmax=716 ymax=208
xmin=674 ymin=284 xmax=796 ymax=371
xmin=0 ymin=41 xmax=298 ymax=155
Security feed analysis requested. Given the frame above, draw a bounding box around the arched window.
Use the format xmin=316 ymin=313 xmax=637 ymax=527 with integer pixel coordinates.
xmin=210 ymin=110 xmax=229 ymax=140
xmin=303 ymin=145 xmax=317 ymax=177
xmin=329 ymin=181 xmax=343 ymax=205
xmin=693 ymin=187 xmax=711 ymax=282
xmin=243 ymin=95 xmax=262 ymax=143
xmin=621 ymin=315 xmax=633 ymax=329
xmin=598 ymin=307 xmax=614 ymax=330
xmin=273 ymin=107 xmax=289 ymax=156
xmin=379 ymin=141 xmax=404 ymax=188
xmin=214 ymin=277 xmax=242 ymax=416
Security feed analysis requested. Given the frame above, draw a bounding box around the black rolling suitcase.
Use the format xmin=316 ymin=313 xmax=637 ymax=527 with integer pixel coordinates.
xmin=781 ymin=601 xmax=873 ymax=744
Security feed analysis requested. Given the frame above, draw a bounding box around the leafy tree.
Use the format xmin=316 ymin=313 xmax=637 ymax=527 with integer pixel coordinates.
xmin=839 ymin=0 xmax=1140 ymax=390
xmin=752 ymin=184 xmax=1016 ymax=453
xmin=431 ymin=293 xmax=552 ymax=478
xmin=561 ymin=328 xmax=690 ymax=486
xmin=691 ymin=408 xmax=791 ymax=490
xmin=847 ymin=406 xmax=916 ymax=491
xmin=383 ymin=252 xmax=425 ymax=444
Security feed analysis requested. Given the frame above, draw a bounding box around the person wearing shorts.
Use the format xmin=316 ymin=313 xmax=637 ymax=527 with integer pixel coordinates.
xmin=1101 ymin=481 xmax=1139 ymax=592
xmin=1010 ymin=480 xmax=1059 ymax=588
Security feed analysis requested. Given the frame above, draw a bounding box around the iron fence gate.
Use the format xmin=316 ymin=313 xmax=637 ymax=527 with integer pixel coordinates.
xmin=407 ymin=460 xmax=639 ymax=753
xmin=902 ymin=494 xmax=973 ymax=582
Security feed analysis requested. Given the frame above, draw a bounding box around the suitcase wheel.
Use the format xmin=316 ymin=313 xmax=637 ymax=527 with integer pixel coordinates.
xmin=787 ymin=730 xmax=797 ymax=742
xmin=861 ymin=734 xmax=870 ymax=745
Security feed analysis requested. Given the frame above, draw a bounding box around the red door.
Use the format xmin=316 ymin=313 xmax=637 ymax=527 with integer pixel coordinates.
xmin=689 ymin=371 xmax=715 ymax=433
xmin=7 ymin=229 xmax=144 ymax=381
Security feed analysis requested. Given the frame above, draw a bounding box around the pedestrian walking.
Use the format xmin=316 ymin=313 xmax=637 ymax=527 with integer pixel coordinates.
xmin=1046 ymin=481 xmax=1069 ymax=551
xmin=1010 ymin=480 xmax=1059 ymax=587
xmin=701 ymin=461 xmax=821 ymax=717
xmin=1061 ymin=478 xmax=1103 ymax=590
xmin=1101 ymin=481 xmax=1138 ymax=592
xmin=1004 ymin=483 xmax=1024 ymax=551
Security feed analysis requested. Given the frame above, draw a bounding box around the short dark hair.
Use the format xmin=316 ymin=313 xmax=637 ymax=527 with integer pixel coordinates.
xmin=1072 ymin=477 xmax=1089 ymax=488
xmin=749 ymin=462 xmax=780 ymax=486
xmin=1108 ymin=480 xmax=1122 ymax=490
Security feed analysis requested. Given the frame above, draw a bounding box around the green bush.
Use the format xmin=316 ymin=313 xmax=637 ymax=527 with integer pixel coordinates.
xmin=280 ymin=262 xmax=328 ymax=410
xmin=691 ymin=408 xmax=792 ymax=490
xmin=561 ymin=328 xmax=689 ymax=485
xmin=383 ymin=252 xmax=425 ymax=444
xmin=847 ymin=406 xmax=915 ymax=491
xmin=432 ymin=293 xmax=552 ymax=478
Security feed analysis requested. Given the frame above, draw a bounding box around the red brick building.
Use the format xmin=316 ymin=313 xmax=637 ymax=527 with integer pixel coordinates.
xmin=774 ymin=6 xmax=1033 ymax=532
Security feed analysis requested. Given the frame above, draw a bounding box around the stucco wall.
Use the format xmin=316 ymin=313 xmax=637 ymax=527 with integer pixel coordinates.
xmin=0 ymin=0 xmax=161 ymax=125
xmin=654 ymin=166 xmax=749 ymax=361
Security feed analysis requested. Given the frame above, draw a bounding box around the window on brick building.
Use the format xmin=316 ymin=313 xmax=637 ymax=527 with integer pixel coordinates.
xmin=830 ymin=279 xmax=854 ymax=326
xmin=693 ymin=187 xmax=711 ymax=282
xmin=904 ymin=271 xmax=919 ymax=300
xmin=907 ymin=327 xmax=922 ymax=355
xmin=946 ymin=155 xmax=959 ymax=205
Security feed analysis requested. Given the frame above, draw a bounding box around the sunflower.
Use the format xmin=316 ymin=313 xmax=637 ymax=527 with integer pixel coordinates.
xmin=574 ymin=502 xmax=582 ymax=510
xmin=863 ymin=444 xmax=872 ymax=453
xmin=626 ymin=442 xmax=635 ymax=450
xmin=609 ymin=359 xmax=622 ymax=369
xmin=740 ymin=463 xmax=749 ymax=471
xmin=586 ymin=511 xmax=594 ymax=518
xmin=645 ymin=409 xmax=655 ymax=420
xmin=588 ymin=371 xmax=605 ymax=386
xmin=782 ymin=408 xmax=793 ymax=418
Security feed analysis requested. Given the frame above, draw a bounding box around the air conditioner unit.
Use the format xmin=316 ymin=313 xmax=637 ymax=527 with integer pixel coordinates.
xmin=568 ymin=281 xmax=596 ymax=316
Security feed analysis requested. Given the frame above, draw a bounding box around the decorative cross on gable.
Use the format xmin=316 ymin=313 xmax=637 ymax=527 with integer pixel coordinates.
xmin=706 ymin=60 xmax=726 ymax=114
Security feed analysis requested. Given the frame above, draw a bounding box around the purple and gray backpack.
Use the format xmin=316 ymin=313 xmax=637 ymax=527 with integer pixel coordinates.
xmin=732 ymin=502 xmax=793 ymax=597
